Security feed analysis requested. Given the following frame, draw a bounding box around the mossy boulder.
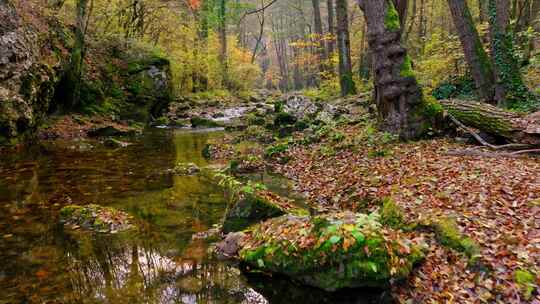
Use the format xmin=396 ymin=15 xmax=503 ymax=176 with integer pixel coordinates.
xmin=222 ymin=190 xmax=309 ymax=234
xmin=235 ymin=211 xmax=426 ymax=291
xmin=59 ymin=204 xmax=134 ymax=233
xmin=190 ymin=116 xmax=223 ymax=128
xmin=88 ymin=125 xmax=141 ymax=137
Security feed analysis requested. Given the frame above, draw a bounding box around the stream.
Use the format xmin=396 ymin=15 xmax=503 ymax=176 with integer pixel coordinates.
xmin=0 ymin=128 xmax=388 ymax=304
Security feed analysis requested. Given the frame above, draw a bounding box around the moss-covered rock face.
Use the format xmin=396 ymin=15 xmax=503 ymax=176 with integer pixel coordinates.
xmin=222 ymin=190 xmax=309 ymax=234
xmin=77 ymin=40 xmax=173 ymax=123
xmin=60 ymin=204 xmax=135 ymax=233
xmin=237 ymin=211 xmax=426 ymax=291
xmin=0 ymin=3 xmax=71 ymax=144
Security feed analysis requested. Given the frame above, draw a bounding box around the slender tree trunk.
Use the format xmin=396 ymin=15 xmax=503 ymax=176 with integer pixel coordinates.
xmin=447 ymin=0 xmax=496 ymax=102
xmin=326 ymin=0 xmax=336 ymax=55
xmin=219 ymin=0 xmax=229 ymax=88
xmin=358 ymin=23 xmax=370 ymax=79
xmin=357 ymin=0 xmax=431 ymax=139
xmin=418 ymin=0 xmax=426 ymax=51
xmin=312 ymin=0 xmax=328 ymax=75
xmin=66 ymin=0 xmax=89 ymax=109
xmin=336 ymin=0 xmax=356 ymax=96
xmin=488 ymin=0 xmax=534 ymax=108
xmin=478 ymin=0 xmax=488 ymax=22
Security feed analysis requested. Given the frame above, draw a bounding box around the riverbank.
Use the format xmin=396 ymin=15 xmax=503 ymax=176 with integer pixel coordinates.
xmin=203 ymin=95 xmax=539 ymax=303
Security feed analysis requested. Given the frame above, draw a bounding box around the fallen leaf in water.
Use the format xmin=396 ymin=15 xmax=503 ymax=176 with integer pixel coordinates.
xmin=35 ymin=269 xmax=48 ymax=279
xmin=3 ymin=234 xmax=13 ymax=238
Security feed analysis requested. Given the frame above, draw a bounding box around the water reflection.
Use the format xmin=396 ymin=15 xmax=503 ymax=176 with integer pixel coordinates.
xmin=0 ymin=129 xmax=387 ymax=303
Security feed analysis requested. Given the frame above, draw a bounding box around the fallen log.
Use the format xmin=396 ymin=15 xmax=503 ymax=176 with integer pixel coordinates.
xmin=440 ymin=99 xmax=540 ymax=146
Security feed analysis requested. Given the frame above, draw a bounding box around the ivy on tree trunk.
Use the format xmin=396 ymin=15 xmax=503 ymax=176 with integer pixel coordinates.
xmin=488 ymin=0 xmax=537 ymax=110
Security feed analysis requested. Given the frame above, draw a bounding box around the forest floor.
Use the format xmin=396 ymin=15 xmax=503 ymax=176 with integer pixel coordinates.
xmin=272 ymin=126 xmax=539 ymax=303
xmin=210 ymin=114 xmax=540 ymax=303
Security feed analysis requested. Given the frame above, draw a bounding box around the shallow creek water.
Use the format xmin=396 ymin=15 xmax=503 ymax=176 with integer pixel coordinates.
xmin=0 ymin=128 xmax=387 ymax=304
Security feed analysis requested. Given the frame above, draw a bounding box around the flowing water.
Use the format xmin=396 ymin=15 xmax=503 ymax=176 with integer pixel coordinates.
xmin=0 ymin=128 xmax=387 ymax=304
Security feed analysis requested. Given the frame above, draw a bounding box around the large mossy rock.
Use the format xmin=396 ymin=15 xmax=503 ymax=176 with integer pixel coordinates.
xmin=222 ymin=190 xmax=308 ymax=234
xmin=235 ymin=211 xmax=425 ymax=291
xmin=60 ymin=204 xmax=135 ymax=233
xmin=0 ymin=2 xmax=72 ymax=144
xmin=75 ymin=40 xmax=173 ymax=123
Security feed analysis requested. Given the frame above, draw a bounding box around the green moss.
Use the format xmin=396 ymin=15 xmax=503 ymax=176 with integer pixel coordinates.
xmin=514 ymin=269 xmax=536 ymax=300
xmin=399 ymin=55 xmax=415 ymax=78
xmin=433 ymin=217 xmax=481 ymax=260
xmin=222 ymin=191 xmax=308 ymax=233
xmin=379 ymin=198 xmax=404 ymax=229
xmin=384 ymin=1 xmax=401 ymax=31
xmin=421 ymin=95 xmax=444 ymax=117
xmin=190 ymin=117 xmax=223 ymax=128
xmin=238 ymin=212 xmax=425 ymax=291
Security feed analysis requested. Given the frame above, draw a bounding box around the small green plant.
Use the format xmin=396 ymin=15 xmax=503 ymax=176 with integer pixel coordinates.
xmin=265 ymin=141 xmax=291 ymax=158
xmin=330 ymin=131 xmax=346 ymax=143
xmin=514 ymin=269 xmax=536 ymax=300
xmin=319 ymin=145 xmax=336 ymax=157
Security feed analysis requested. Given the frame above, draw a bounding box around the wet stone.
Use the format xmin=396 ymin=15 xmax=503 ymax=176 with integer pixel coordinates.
xmin=59 ymin=204 xmax=135 ymax=234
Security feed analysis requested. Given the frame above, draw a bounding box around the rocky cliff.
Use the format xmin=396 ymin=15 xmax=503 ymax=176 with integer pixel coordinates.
xmin=0 ymin=0 xmax=70 ymax=144
xmin=0 ymin=1 xmax=172 ymax=145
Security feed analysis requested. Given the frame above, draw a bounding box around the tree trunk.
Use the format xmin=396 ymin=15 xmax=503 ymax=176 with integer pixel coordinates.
xmin=447 ymin=0 xmax=496 ymax=102
xmin=336 ymin=0 xmax=356 ymax=96
xmin=312 ymin=0 xmax=328 ymax=75
xmin=357 ymin=0 xmax=430 ymax=139
xmin=478 ymin=0 xmax=488 ymax=23
xmin=441 ymin=99 xmax=540 ymax=145
xmin=488 ymin=0 xmax=534 ymax=109
xmin=219 ymin=0 xmax=229 ymax=88
xmin=66 ymin=0 xmax=89 ymax=109
xmin=326 ymin=0 xmax=336 ymax=55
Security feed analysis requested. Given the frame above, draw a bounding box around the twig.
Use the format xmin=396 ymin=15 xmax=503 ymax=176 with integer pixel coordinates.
xmin=447 ymin=113 xmax=530 ymax=150
xmin=510 ymin=149 xmax=540 ymax=155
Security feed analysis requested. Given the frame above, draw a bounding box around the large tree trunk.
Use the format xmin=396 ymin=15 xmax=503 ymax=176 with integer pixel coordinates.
xmin=447 ymin=0 xmax=496 ymax=103
xmin=441 ymin=99 xmax=540 ymax=145
xmin=357 ymin=0 xmax=430 ymax=139
xmin=336 ymin=0 xmax=356 ymax=96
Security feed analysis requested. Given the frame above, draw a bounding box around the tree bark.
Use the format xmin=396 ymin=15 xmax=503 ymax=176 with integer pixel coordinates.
xmin=447 ymin=0 xmax=496 ymax=102
xmin=336 ymin=0 xmax=356 ymax=96
xmin=479 ymin=0 xmax=488 ymax=22
xmin=357 ymin=0 xmax=430 ymax=139
xmin=219 ymin=0 xmax=229 ymax=88
xmin=326 ymin=0 xmax=336 ymax=55
xmin=312 ymin=0 xmax=328 ymax=75
xmin=441 ymin=99 xmax=540 ymax=145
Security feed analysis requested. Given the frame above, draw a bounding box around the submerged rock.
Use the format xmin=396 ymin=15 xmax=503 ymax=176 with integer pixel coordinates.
xmin=172 ymin=162 xmax=201 ymax=176
xmin=224 ymin=211 xmax=425 ymax=291
xmin=190 ymin=116 xmax=223 ymax=128
xmin=103 ymin=138 xmax=130 ymax=148
xmin=60 ymin=204 xmax=135 ymax=233
xmin=88 ymin=125 xmax=141 ymax=137
xmin=222 ymin=190 xmax=309 ymax=234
